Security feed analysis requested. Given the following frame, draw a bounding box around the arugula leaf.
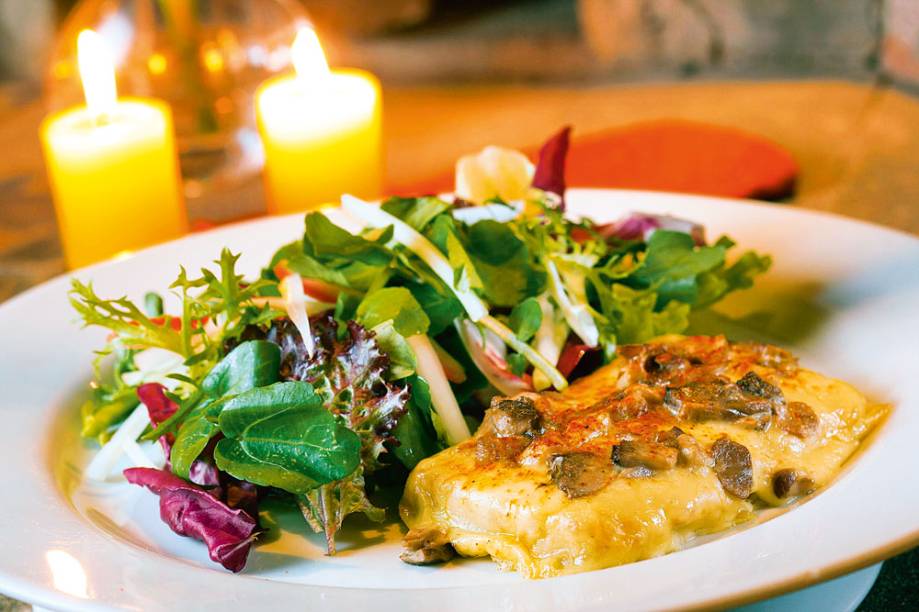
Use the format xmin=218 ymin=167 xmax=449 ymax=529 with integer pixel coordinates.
xmin=404 ymin=281 xmax=463 ymax=336
xmin=391 ymin=376 xmax=442 ymax=469
xmin=381 ymin=196 xmax=451 ymax=231
xmin=461 ymin=220 xmax=545 ymax=307
xmin=445 ymin=231 xmax=484 ymax=293
xmin=356 ymin=287 xmax=430 ymax=337
xmin=284 ymin=252 xmax=351 ymax=288
xmin=509 ymin=297 xmax=542 ymax=342
xmin=304 ymin=212 xmax=392 ymax=265
xmin=215 ymin=381 xmax=361 ymax=489
xmin=466 ymin=220 xmax=522 ymax=265
xmin=627 ymin=230 xmax=725 ymax=302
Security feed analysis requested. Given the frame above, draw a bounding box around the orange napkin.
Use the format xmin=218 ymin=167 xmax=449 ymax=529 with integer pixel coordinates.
xmin=393 ymin=119 xmax=797 ymax=201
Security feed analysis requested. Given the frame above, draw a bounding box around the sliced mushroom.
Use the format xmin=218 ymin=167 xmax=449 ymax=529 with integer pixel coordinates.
xmin=736 ymin=371 xmax=782 ymax=400
xmin=772 ymin=468 xmax=816 ymax=499
xmin=643 ymin=351 xmax=690 ymax=380
xmin=597 ymin=384 xmax=661 ymax=421
xmin=653 ymin=426 xmax=685 ymax=448
xmin=612 ymin=438 xmax=678 ymax=470
xmin=664 ymin=378 xmax=773 ymax=430
xmin=548 ymin=452 xmax=611 ymax=498
xmin=710 ymin=437 xmax=754 ymax=498
xmin=475 ymin=434 xmax=531 ymax=465
xmin=400 ymin=527 xmax=456 ymax=565
xmin=487 ymin=395 xmax=542 ymax=437
xmin=777 ymin=401 xmax=819 ymax=438
xmin=653 ymin=427 xmax=711 ymax=468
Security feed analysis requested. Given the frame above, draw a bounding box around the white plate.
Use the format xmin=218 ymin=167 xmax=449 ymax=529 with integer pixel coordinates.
xmin=0 ymin=189 xmax=917 ymax=611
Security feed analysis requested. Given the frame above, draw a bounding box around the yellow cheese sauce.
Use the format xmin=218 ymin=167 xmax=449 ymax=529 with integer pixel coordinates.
xmin=400 ymin=336 xmax=886 ymax=578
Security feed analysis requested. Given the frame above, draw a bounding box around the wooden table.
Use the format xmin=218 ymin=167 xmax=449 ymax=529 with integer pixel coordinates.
xmin=0 ymin=79 xmax=916 ymax=610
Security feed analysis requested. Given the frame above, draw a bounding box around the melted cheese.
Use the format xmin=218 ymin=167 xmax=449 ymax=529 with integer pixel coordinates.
xmin=400 ymin=336 xmax=886 ymax=578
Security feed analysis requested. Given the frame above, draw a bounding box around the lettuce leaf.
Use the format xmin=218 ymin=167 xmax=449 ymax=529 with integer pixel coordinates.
xmin=532 ymin=126 xmax=571 ymax=207
xmin=381 ymin=196 xmax=451 ymax=231
xmin=124 ymin=467 xmax=260 ymax=572
xmin=356 ymin=287 xmax=430 ymax=337
xmin=215 ymin=381 xmax=361 ymax=490
xmin=170 ymin=341 xmax=280 ymax=480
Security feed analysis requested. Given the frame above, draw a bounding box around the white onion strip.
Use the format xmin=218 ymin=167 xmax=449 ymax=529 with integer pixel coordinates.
xmin=407 ymin=334 xmax=471 ymax=445
xmin=84 ymin=404 xmax=157 ymax=481
xmin=281 ymin=273 xmax=315 ymax=358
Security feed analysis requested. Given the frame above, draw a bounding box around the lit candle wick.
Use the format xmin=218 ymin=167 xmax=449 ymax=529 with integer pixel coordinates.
xmin=77 ymin=29 xmax=118 ymax=125
xmin=291 ymin=27 xmax=331 ymax=87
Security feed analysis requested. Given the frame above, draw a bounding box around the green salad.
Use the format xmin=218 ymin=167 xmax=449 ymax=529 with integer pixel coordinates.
xmin=71 ymin=129 xmax=771 ymax=572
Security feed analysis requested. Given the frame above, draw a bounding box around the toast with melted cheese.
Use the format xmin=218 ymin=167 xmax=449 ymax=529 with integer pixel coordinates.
xmin=399 ymin=335 xmax=885 ymax=578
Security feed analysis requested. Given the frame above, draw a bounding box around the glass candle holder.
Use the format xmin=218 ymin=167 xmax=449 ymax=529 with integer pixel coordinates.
xmin=46 ymin=0 xmax=310 ymax=204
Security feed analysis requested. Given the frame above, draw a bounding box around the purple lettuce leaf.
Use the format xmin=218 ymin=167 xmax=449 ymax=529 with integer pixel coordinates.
xmin=532 ymin=126 xmax=571 ymax=209
xmin=124 ymin=467 xmax=260 ymax=572
xmin=137 ymin=382 xmax=178 ymax=425
xmin=599 ymin=213 xmax=707 ymax=245
xmin=267 ymin=315 xmax=409 ymax=470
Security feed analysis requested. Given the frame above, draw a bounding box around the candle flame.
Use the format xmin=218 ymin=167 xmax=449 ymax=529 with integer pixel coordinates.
xmin=291 ymin=27 xmax=330 ymax=83
xmin=77 ymin=29 xmax=118 ymax=120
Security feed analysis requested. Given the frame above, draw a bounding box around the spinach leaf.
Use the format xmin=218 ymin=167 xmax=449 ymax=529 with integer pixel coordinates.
xmin=215 ymin=437 xmax=320 ymax=494
xmin=216 ymin=381 xmax=362 ymax=489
